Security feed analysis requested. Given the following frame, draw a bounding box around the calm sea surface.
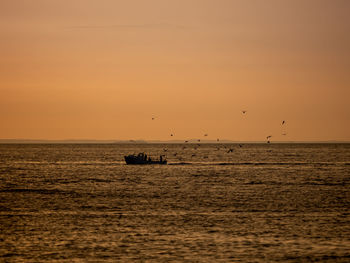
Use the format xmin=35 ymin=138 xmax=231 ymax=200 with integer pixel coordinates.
xmin=0 ymin=143 xmax=349 ymax=262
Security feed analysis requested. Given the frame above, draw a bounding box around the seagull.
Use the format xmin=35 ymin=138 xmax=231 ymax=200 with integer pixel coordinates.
xmin=282 ymin=133 xmax=287 ymax=136
xmin=266 ymin=135 xmax=272 ymax=140
xmin=204 ymin=134 xmax=208 ymax=137
xmin=242 ymin=110 xmax=247 ymax=114
xmin=282 ymin=120 xmax=285 ymax=125
xmin=151 ymin=117 xmax=155 ymax=120
xmin=170 ymin=134 xmax=174 ymax=137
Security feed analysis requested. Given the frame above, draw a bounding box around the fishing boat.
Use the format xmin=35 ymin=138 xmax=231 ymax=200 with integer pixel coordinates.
xmin=124 ymin=153 xmax=167 ymax=165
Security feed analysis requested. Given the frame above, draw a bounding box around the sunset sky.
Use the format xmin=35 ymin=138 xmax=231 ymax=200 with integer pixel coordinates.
xmin=1 ymin=0 xmax=349 ymax=141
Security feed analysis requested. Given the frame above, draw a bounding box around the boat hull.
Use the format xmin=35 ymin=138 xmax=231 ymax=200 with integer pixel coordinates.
xmin=124 ymin=155 xmax=167 ymax=165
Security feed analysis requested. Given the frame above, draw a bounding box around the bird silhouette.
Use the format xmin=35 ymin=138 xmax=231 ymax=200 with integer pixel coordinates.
xmin=151 ymin=117 xmax=155 ymax=120
xmin=282 ymin=120 xmax=285 ymax=125
xmin=266 ymin=135 xmax=272 ymax=139
xmin=170 ymin=134 xmax=174 ymax=137
xmin=242 ymin=110 xmax=247 ymax=114
xmin=282 ymin=133 xmax=287 ymax=136
xmin=204 ymin=134 xmax=208 ymax=137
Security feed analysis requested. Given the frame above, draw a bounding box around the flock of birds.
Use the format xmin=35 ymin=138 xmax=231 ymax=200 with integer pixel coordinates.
xmin=149 ymin=110 xmax=288 ymax=159
xmin=266 ymin=120 xmax=287 ymax=143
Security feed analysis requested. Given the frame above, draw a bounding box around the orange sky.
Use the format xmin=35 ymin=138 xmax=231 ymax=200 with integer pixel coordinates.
xmin=1 ymin=0 xmax=349 ymax=141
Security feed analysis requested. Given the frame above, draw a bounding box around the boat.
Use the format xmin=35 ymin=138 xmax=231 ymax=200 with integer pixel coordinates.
xmin=124 ymin=153 xmax=167 ymax=165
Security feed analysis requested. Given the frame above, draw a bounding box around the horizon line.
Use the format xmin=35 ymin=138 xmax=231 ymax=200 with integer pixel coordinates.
xmin=0 ymin=139 xmax=349 ymax=144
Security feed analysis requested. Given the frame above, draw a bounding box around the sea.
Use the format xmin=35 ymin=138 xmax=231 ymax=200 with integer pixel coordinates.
xmin=0 ymin=143 xmax=349 ymax=262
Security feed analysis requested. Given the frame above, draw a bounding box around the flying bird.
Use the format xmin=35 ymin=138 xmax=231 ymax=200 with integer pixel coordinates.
xmin=204 ymin=134 xmax=208 ymax=137
xmin=170 ymin=134 xmax=174 ymax=137
xmin=242 ymin=110 xmax=247 ymax=114
xmin=282 ymin=120 xmax=285 ymax=125
xmin=282 ymin=133 xmax=287 ymax=136
xmin=266 ymin=135 xmax=272 ymax=144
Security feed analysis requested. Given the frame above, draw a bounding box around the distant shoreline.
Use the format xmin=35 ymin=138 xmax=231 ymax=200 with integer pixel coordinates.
xmin=0 ymin=139 xmax=349 ymax=144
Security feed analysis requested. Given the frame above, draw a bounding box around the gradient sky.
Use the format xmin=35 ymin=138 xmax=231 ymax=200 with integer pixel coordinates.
xmin=1 ymin=0 xmax=349 ymax=141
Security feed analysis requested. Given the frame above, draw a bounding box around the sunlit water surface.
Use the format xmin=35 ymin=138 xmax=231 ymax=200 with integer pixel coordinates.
xmin=1 ymin=143 xmax=350 ymax=262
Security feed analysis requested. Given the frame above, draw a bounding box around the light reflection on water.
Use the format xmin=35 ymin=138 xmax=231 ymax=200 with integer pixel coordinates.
xmin=0 ymin=143 xmax=350 ymax=262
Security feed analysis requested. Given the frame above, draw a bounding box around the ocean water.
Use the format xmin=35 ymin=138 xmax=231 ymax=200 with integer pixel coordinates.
xmin=0 ymin=143 xmax=349 ymax=262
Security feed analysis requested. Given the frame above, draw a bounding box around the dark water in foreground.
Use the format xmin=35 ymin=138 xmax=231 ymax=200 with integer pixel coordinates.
xmin=0 ymin=143 xmax=349 ymax=262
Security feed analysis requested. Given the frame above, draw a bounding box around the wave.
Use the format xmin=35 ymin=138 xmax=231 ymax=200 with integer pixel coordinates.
xmin=0 ymin=188 xmax=80 ymax=196
xmin=3 ymin=161 xmax=349 ymax=167
xmin=168 ymin=161 xmax=348 ymax=166
xmin=6 ymin=161 xmax=125 ymax=165
xmin=168 ymin=162 xmax=193 ymax=165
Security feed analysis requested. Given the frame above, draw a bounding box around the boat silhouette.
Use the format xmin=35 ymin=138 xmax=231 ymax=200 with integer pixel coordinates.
xmin=124 ymin=153 xmax=167 ymax=165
